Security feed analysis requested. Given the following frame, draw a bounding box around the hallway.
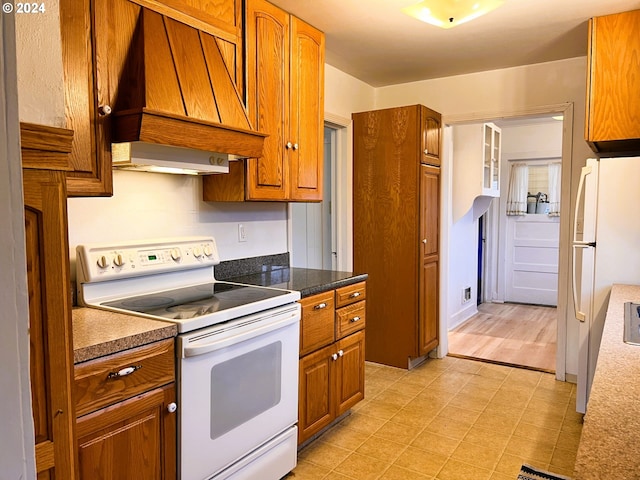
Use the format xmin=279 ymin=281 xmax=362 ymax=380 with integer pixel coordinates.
xmin=448 ymin=303 xmax=557 ymax=372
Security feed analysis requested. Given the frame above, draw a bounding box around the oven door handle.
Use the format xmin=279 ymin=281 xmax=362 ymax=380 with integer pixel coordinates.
xmin=183 ymin=311 xmax=299 ymax=358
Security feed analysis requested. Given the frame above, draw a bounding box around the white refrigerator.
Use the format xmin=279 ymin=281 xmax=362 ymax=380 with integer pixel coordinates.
xmin=572 ymin=156 xmax=640 ymax=413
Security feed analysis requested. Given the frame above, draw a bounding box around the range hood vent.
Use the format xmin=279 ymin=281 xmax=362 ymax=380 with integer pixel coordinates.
xmin=110 ymin=8 xmax=266 ymax=173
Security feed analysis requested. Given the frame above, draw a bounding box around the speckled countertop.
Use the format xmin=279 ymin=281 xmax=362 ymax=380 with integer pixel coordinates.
xmin=73 ymin=307 xmax=177 ymax=364
xmin=573 ymin=284 xmax=640 ymax=479
xmin=227 ymin=267 xmax=368 ymax=297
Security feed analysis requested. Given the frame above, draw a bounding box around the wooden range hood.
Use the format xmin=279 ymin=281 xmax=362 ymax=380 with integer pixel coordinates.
xmin=110 ymin=8 xmax=266 ymax=172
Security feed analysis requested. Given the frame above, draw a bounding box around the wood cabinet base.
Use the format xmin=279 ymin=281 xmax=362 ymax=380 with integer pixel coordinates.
xmin=77 ymin=385 xmax=176 ymax=480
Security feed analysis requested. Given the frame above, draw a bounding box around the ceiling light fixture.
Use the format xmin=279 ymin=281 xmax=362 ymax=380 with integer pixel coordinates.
xmin=402 ymin=0 xmax=505 ymax=29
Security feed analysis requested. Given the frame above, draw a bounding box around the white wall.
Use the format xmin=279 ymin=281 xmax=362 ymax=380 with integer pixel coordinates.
xmin=67 ymin=172 xmax=289 ymax=276
xmin=448 ymin=209 xmax=480 ymax=329
xmin=373 ymin=57 xmax=593 ymax=377
xmin=15 ymin=0 xmax=65 ymax=126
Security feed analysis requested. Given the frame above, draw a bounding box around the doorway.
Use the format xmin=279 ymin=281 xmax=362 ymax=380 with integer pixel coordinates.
xmin=447 ymin=114 xmax=565 ymax=373
xmin=290 ymin=126 xmax=338 ymax=270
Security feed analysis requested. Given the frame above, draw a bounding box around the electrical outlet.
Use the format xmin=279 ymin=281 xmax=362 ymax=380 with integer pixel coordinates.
xmin=462 ymin=287 xmax=472 ymax=304
xmin=238 ymin=224 xmax=247 ymax=242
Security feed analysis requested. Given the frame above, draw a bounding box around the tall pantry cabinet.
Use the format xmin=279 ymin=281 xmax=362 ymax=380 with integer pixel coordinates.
xmin=353 ymin=105 xmax=441 ymax=369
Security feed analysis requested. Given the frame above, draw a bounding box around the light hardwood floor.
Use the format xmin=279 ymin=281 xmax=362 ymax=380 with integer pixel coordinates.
xmin=447 ymin=303 xmax=557 ymax=373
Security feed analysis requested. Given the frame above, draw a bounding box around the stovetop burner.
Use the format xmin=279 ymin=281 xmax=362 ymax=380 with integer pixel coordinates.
xmin=102 ymin=282 xmax=289 ymax=321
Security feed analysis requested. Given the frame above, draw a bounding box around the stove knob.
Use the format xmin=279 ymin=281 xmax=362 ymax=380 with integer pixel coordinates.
xmin=170 ymin=248 xmax=182 ymax=262
xmin=96 ymin=255 xmax=109 ymax=269
xmin=192 ymin=246 xmax=203 ymax=258
xmin=203 ymin=245 xmax=213 ymax=257
xmin=113 ymin=254 xmax=125 ymax=267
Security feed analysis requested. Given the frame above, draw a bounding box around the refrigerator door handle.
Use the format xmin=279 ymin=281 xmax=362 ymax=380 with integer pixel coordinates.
xmin=573 ymin=164 xmax=592 ymax=243
xmin=572 ymin=243 xmax=590 ymax=322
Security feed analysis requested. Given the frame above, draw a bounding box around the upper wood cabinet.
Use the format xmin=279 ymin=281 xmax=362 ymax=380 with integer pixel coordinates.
xmin=22 ymin=123 xmax=78 ymax=479
xmin=59 ymin=0 xmax=244 ymax=196
xmin=421 ymin=106 xmax=441 ymax=166
xmin=585 ymin=9 xmax=640 ymax=154
xmin=203 ymin=0 xmax=325 ymax=202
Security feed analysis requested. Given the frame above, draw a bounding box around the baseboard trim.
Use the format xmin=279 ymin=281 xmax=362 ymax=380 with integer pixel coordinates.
xmin=448 ymin=302 xmax=478 ymax=330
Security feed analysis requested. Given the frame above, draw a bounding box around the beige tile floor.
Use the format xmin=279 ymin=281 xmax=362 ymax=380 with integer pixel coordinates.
xmin=291 ymin=356 xmax=583 ymax=480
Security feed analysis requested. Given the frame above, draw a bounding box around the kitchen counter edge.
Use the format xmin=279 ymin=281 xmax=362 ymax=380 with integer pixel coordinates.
xmin=72 ymin=307 xmax=178 ymax=364
xmin=573 ymin=283 xmax=640 ymax=479
xmin=227 ymin=267 xmax=368 ymax=297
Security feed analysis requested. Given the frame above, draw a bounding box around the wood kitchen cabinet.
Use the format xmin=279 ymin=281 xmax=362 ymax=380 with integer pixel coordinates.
xmin=74 ymin=339 xmax=177 ymax=479
xmin=353 ymin=105 xmax=441 ymax=369
xmin=297 ymin=283 xmax=366 ymax=445
xmin=22 ymin=124 xmax=78 ymax=479
xmin=419 ymin=166 xmax=440 ymax=355
xmin=585 ymin=9 xmax=640 ymax=154
xmin=59 ymin=0 xmax=244 ymax=196
xmin=422 ymin=109 xmax=442 ymax=166
xmin=203 ymin=0 xmax=325 ymax=202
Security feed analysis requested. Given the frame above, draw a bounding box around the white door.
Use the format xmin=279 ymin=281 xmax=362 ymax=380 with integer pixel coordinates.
xmin=505 ymin=214 xmax=560 ymax=306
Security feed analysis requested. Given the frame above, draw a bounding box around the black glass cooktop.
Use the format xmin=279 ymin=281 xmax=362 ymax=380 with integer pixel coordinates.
xmin=102 ymin=282 xmax=288 ymax=320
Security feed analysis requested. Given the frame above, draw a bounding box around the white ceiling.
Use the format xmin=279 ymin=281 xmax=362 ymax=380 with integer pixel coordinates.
xmin=268 ymin=0 xmax=640 ymax=87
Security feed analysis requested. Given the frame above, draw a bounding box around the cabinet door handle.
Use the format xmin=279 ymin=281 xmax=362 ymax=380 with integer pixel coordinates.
xmin=314 ymin=302 xmax=327 ymax=310
xmin=331 ymin=353 xmax=338 ymax=361
xmin=98 ymin=105 xmax=112 ymax=116
xmin=422 ymin=238 xmax=427 ymax=244
xmin=338 ymin=350 xmax=344 ymax=357
xmin=107 ymin=365 xmax=142 ymax=379
xmin=293 ymin=143 xmax=299 ymax=150
xmin=350 ymin=316 xmax=361 ymax=323
xmin=286 ymin=142 xmax=293 ymax=149
xmin=424 ymin=149 xmax=429 ymax=155
xmin=167 ymin=402 xmax=177 ymax=414
xmin=349 ymin=292 xmax=360 ymax=298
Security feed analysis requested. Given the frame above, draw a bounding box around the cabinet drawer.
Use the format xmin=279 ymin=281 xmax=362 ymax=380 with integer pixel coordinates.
xmin=335 ymin=282 xmax=366 ymax=308
xmin=75 ymin=338 xmax=175 ymax=417
xmin=299 ymin=291 xmax=335 ymax=356
xmin=336 ymin=301 xmax=366 ymax=339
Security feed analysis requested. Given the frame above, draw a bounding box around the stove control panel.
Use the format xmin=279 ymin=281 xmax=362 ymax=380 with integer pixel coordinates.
xmin=77 ymin=237 xmax=220 ymax=283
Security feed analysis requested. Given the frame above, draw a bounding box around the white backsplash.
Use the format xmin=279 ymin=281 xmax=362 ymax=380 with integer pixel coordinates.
xmin=67 ymin=170 xmax=288 ymax=279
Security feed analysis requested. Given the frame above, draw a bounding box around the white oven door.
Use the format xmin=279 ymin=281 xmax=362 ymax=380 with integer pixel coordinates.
xmin=177 ymin=303 xmax=300 ymax=480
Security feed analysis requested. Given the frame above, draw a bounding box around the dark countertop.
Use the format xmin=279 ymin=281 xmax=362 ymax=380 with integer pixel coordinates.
xmin=228 ymin=267 xmax=368 ymax=297
xmin=72 ymin=262 xmax=366 ymax=363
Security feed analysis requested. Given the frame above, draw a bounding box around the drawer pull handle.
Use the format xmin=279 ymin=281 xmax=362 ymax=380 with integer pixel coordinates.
xmin=314 ymin=302 xmax=327 ymax=310
xmin=350 ymin=316 xmax=361 ymax=323
xmin=349 ymin=292 xmax=361 ymax=298
xmin=107 ymin=365 xmax=142 ymax=379
xmin=331 ymin=353 xmax=338 ymax=361
xmin=167 ymin=402 xmax=178 ymax=414
xmin=338 ymin=349 xmax=344 ymax=357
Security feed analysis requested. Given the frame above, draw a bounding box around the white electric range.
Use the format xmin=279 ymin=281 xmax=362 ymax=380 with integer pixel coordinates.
xmin=76 ymin=237 xmax=301 ymax=480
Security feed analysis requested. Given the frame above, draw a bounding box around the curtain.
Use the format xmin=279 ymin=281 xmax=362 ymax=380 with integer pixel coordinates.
xmin=506 ymin=163 xmax=528 ymax=215
xmin=547 ymin=162 xmax=561 ymax=216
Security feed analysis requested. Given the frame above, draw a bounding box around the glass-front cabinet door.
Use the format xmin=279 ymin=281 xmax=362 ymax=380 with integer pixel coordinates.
xmin=482 ymin=122 xmax=501 ymax=196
